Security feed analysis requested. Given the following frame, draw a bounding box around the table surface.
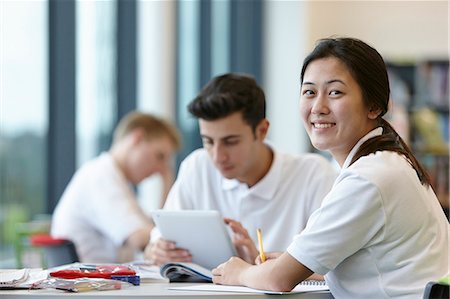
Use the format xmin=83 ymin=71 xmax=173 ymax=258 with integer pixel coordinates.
xmin=0 ymin=282 xmax=334 ymax=299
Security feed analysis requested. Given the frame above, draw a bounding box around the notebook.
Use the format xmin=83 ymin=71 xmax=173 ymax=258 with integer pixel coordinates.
xmin=169 ymin=280 xmax=329 ymax=294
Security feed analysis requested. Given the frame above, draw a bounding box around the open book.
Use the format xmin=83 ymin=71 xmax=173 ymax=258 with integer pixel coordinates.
xmin=160 ymin=262 xmax=212 ymax=282
xmin=0 ymin=269 xmax=48 ymax=289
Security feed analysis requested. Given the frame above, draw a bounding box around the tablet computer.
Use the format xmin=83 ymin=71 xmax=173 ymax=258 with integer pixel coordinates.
xmin=151 ymin=210 xmax=237 ymax=270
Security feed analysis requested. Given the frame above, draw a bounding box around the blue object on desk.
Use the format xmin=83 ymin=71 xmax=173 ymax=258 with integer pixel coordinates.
xmin=111 ymin=275 xmax=140 ymax=286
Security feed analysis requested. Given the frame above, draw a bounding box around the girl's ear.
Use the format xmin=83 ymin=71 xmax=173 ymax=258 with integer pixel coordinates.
xmin=368 ymin=107 xmax=383 ymax=120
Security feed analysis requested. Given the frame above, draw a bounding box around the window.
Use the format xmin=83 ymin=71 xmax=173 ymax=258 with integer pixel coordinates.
xmin=0 ymin=0 xmax=48 ymax=267
xmin=76 ymin=0 xmax=116 ymax=166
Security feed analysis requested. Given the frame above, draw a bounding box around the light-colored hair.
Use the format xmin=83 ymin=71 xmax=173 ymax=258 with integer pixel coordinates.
xmin=112 ymin=111 xmax=181 ymax=149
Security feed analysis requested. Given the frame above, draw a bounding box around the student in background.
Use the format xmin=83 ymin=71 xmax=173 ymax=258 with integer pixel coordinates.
xmin=145 ymin=73 xmax=337 ymax=265
xmin=51 ymin=112 xmax=181 ymax=263
xmin=211 ymin=38 xmax=450 ymax=298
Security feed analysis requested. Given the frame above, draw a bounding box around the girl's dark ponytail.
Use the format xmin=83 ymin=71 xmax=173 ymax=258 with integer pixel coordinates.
xmin=350 ymin=119 xmax=431 ymax=187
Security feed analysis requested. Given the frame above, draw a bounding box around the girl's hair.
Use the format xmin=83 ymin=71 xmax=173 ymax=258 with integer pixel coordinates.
xmin=301 ymin=37 xmax=430 ymax=186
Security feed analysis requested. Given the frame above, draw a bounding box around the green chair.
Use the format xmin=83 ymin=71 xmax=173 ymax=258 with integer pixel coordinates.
xmin=14 ymin=215 xmax=51 ymax=268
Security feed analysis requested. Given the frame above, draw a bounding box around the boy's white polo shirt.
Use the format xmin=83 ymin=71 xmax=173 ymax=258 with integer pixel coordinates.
xmin=154 ymin=146 xmax=337 ymax=253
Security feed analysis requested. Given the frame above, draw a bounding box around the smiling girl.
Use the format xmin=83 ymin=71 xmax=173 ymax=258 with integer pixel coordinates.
xmin=211 ymin=38 xmax=449 ymax=299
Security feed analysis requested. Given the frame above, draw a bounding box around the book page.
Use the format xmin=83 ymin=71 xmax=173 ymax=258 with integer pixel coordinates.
xmin=0 ymin=269 xmax=29 ymax=285
xmin=0 ymin=269 xmax=48 ymax=288
xmin=127 ymin=262 xmax=168 ymax=282
xmin=169 ymin=282 xmax=329 ymax=294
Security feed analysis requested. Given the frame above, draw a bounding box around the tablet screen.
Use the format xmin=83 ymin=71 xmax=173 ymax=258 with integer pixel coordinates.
xmin=152 ymin=210 xmax=237 ymax=270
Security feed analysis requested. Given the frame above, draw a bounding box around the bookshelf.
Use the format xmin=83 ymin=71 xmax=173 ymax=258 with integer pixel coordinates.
xmin=386 ymin=60 xmax=449 ymax=217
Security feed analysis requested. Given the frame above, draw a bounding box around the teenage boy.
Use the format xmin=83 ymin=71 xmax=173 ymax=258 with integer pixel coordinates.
xmin=51 ymin=112 xmax=181 ymax=263
xmin=145 ymin=74 xmax=337 ymax=265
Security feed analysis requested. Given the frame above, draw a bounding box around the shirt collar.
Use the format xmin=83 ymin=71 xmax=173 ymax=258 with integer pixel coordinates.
xmin=221 ymin=147 xmax=281 ymax=201
xmin=342 ymin=127 xmax=383 ymax=169
xmin=221 ymin=177 xmax=240 ymax=190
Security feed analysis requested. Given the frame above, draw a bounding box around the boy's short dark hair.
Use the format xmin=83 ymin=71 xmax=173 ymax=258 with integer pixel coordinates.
xmin=187 ymin=73 xmax=266 ymax=132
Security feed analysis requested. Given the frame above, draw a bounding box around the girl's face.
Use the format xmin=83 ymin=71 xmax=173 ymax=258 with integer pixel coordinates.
xmin=300 ymin=57 xmax=381 ymax=166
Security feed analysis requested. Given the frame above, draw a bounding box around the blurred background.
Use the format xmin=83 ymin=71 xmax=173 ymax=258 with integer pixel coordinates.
xmin=1 ymin=0 xmax=448 ymax=268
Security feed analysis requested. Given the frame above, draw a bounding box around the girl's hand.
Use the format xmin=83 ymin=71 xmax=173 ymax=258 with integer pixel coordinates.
xmin=212 ymin=257 xmax=252 ymax=286
xmin=255 ymin=251 xmax=283 ymax=264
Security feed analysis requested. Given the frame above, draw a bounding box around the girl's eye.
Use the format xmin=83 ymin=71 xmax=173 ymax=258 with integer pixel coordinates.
xmin=302 ymin=89 xmax=315 ymax=96
xmin=329 ymin=90 xmax=342 ymax=96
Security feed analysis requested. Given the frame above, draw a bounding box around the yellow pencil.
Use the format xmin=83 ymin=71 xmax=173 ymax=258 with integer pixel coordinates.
xmin=257 ymin=228 xmax=266 ymax=263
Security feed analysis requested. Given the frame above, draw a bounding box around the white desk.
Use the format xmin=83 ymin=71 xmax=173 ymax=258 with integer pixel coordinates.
xmin=0 ymin=282 xmax=334 ymax=298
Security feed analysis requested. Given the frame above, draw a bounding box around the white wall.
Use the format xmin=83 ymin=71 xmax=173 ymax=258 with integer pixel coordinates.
xmin=305 ymin=1 xmax=449 ymax=60
xmin=264 ymin=1 xmax=310 ymax=154
xmin=137 ymin=0 xmax=176 ymax=118
xmin=137 ymin=0 xmax=177 ymax=213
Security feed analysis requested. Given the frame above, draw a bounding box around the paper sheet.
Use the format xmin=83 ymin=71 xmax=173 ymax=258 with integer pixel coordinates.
xmin=126 ymin=262 xmax=168 ymax=282
xmin=169 ymin=282 xmax=329 ymax=294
